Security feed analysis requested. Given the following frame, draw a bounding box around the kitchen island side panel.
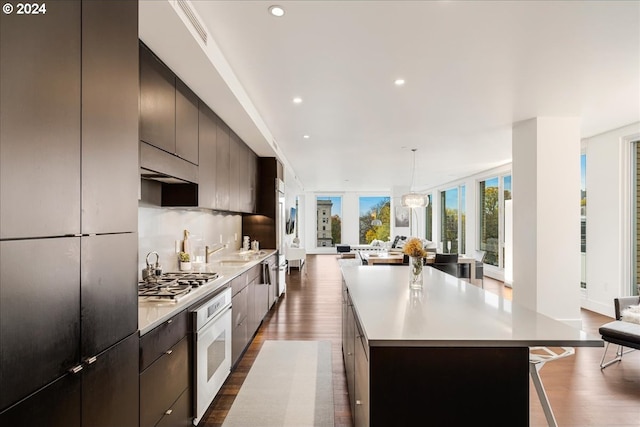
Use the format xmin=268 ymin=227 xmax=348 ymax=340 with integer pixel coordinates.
xmin=369 ymin=346 xmax=529 ymax=427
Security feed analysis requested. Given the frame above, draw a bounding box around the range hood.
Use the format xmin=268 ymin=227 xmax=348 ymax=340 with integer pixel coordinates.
xmin=140 ymin=141 xmax=199 ymax=207
xmin=139 ymin=141 xmax=198 ymax=184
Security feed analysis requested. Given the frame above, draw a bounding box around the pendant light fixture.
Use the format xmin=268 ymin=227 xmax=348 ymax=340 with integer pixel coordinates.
xmin=401 ymin=148 xmax=429 ymax=208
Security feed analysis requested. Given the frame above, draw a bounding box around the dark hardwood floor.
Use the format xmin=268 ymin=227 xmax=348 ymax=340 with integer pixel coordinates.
xmin=200 ymin=255 xmax=640 ymax=427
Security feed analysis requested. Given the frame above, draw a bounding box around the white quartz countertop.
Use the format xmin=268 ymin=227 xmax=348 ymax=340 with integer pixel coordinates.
xmin=341 ymin=265 xmax=603 ymax=348
xmin=138 ymin=249 xmax=277 ymax=335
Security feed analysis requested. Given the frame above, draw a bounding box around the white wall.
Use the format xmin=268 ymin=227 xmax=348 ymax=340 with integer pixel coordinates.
xmin=582 ymin=122 xmax=640 ymax=317
xmin=512 ymin=117 xmax=582 ymax=325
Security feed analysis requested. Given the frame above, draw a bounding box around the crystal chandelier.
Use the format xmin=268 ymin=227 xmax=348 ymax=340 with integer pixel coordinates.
xmin=401 ymin=148 xmax=429 ymax=208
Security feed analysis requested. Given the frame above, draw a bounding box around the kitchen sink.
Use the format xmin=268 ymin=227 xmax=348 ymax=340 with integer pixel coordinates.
xmin=216 ymin=260 xmax=250 ymax=267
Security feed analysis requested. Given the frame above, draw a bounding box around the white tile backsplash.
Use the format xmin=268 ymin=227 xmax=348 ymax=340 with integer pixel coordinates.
xmin=138 ymin=206 xmax=242 ymax=278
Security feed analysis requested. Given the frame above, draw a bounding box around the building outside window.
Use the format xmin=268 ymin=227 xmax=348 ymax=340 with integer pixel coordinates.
xmin=359 ymin=196 xmax=390 ymax=244
xmin=440 ymin=186 xmax=465 ymax=254
xmin=316 ymin=196 xmax=342 ymax=247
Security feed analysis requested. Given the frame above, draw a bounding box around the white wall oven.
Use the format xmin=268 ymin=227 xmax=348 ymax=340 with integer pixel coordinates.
xmin=191 ymin=287 xmax=232 ymax=425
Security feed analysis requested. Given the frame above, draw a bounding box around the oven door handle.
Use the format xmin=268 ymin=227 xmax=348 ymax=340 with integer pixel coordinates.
xmin=195 ymin=304 xmax=232 ymax=339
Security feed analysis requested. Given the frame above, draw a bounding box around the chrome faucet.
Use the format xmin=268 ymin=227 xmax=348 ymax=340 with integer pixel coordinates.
xmin=205 ymin=244 xmax=227 ymax=263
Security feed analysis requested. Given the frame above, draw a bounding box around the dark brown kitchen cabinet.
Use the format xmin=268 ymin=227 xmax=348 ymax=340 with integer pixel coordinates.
xmin=229 ymin=131 xmax=241 ymax=212
xmin=0 ymin=0 xmax=139 ymax=423
xmin=198 ymin=102 xmax=218 ymax=209
xmin=243 ymin=157 xmax=283 ymax=248
xmin=139 ymin=309 xmax=189 ymax=371
xmin=81 ymin=0 xmax=138 ymax=234
xmin=0 ymin=372 xmax=81 ymax=427
xmin=81 ymin=233 xmax=138 ymax=359
xmin=140 ymin=43 xmax=199 ymax=169
xmin=232 ymin=284 xmax=250 ymax=366
xmin=140 ymin=336 xmax=190 ymax=427
xmin=155 ymin=387 xmax=192 ymax=427
xmin=176 ymin=78 xmax=199 ymax=165
xmin=238 ymin=142 xmax=256 ymax=213
xmin=0 ymin=1 xmax=81 ymax=239
xmin=216 ymin=121 xmax=231 ymax=210
xmin=140 ymin=43 xmax=176 ymax=155
xmin=0 ymin=332 xmax=138 ymax=427
xmin=0 ymin=238 xmax=81 ymax=411
xmin=82 ymin=332 xmax=139 ymax=427
xmin=248 ymin=150 xmax=258 ymax=213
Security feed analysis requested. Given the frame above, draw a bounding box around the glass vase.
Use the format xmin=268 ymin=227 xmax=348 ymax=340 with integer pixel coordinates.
xmin=409 ymin=256 xmax=423 ymax=289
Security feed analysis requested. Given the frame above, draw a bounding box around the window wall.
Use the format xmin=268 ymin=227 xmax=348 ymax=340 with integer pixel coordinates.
xmin=359 ymin=196 xmax=390 ymax=244
xmin=440 ymin=186 xmax=465 ymax=254
xmin=478 ymin=175 xmax=511 ymax=267
xmin=425 ymin=194 xmax=433 ymax=242
xmin=634 ymin=142 xmax=639 ymax=295
xmin=581 ymin=153 xmax=587 ymax=288
xmin=316 ymin=196 xmax=342 ymax=247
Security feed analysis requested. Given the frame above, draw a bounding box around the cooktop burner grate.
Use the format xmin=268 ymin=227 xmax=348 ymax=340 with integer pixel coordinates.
xmin=138 ymin=272 xmax=219 ymax=300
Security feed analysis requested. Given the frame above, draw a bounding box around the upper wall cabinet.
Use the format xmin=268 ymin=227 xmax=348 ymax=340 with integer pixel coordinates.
xmin=229 ymin=131 xmax=241 ymax=212
xmin=215 ymin=120 xmax=231 ymax=211
xmin=175 ymin=79 xmax=199 ymax=165
xmin=198 ymin=102 xmax=217 ymax=210
xmin=139 ymin=44 xmax=175 ymax=156
xmin=140 ymin=43 xmax=199 ymax=167
xmin=0 ymin=1 xmax=81 ymax=239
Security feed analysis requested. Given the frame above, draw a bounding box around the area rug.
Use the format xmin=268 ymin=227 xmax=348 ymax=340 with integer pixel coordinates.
xmin=222 ymin=340 xmax=335 ymax=427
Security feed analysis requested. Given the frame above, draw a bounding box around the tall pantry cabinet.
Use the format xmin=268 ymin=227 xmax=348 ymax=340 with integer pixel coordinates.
xmin=0 ymin=1 xmax=139 ymax=426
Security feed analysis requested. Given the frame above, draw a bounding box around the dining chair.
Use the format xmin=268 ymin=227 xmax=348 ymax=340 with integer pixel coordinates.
xmin=431 ymin=253 xmax=459 ymax=276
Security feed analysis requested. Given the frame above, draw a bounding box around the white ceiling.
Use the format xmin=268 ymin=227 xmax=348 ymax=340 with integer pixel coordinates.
xmin=140 ymin=0 xmax=640 ymax=193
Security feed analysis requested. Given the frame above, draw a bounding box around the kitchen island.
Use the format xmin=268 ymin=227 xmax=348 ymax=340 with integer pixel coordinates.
xmin=340 ymin=265 xmax=602 ymax=427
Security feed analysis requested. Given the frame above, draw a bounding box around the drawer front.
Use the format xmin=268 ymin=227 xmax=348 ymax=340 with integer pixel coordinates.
xmin=139 ymin=337 xmax=189 ymax=427
xmin=230 ymin=273 xmax=247 ymax=297
xmin=139 ymin=310 xmax=188 ymax=371
xmin=247 ymin=264 xmax=261 ymax=283
xmin=155 ymin=387 xmax=192 ymax=427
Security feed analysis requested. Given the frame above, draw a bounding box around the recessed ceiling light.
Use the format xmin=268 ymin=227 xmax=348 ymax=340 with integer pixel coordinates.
xmin=268 ymin=5 xmax=285 ymax=17
xmin=394 ymin=78 xmax=406 ymax=86
xmin=303 ymin=135 xmax=310 ymax=139
xmin=293 ymin=97 xmax=302 ymax=104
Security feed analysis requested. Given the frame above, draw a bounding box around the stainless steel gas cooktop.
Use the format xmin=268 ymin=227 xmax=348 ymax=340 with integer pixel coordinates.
xmin=138 ymin=272 xmax=220 ymax=302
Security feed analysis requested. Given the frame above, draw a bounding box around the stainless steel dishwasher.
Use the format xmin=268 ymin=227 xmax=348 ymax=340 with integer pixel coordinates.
xmin=191 ymin=287 xmax=232 ymax=425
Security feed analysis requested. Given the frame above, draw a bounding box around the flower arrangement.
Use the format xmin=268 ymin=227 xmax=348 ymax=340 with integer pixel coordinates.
xmin=178 ymin=251 xmax=191 ymax=262
xmin=403 ymin=238 xmax=426 ymax=258
xmin=403 ymin=238 xmax=426 ymax=289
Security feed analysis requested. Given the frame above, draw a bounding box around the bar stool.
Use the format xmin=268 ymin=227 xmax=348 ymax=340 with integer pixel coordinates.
xmin=529 ymin=346 xmax=575 ymax=427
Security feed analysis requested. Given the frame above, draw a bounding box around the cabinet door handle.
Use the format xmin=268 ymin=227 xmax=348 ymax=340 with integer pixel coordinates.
xmin=69 ymin=365 xmax=83 ymax=374
xmin=166 ymin=319 xmax=173 ymax=325
xmin=164 ymin=409 xmax=173 ymax=415
xmin=85 ymin=356 xmax=98 ymax=365
xmin=165 ymin=349 xmax=173 ymax=355
xmin=356 ymin=400 xmax=362 ymax=405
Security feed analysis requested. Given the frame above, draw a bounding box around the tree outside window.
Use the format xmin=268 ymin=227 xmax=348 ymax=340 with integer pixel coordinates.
xmin=359 ymin=196 xmax=391 ymax=244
